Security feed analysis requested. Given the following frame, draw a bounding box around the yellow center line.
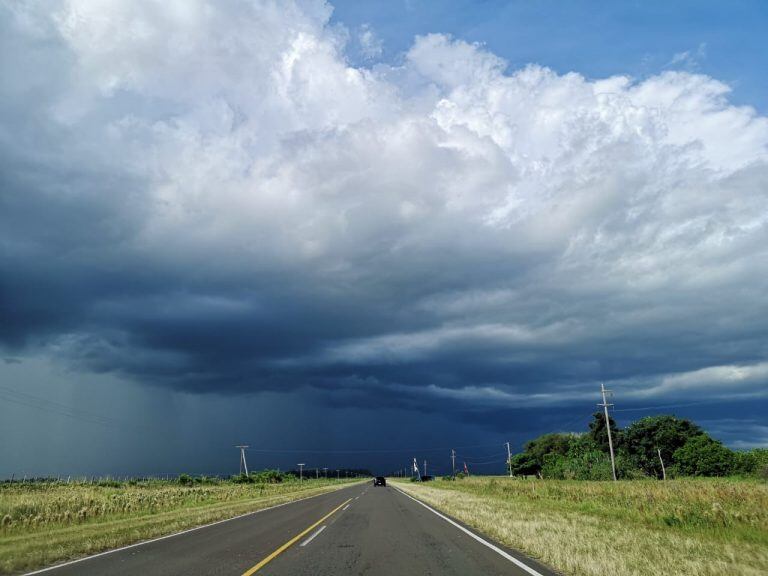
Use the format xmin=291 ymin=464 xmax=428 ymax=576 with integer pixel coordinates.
xmin=241 ymin=497 xmax=353 ymax=575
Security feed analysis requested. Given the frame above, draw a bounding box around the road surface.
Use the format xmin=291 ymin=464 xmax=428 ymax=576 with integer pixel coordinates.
xmin=28 ymin=482 xmax=556 ymax=576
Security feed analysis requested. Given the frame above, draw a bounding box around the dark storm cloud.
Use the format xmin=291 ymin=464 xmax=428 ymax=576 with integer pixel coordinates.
xmin=2 ymin=0 xmax=768 ymax=450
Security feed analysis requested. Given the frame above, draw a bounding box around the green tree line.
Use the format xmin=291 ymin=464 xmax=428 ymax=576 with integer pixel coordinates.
xmin=508 ymin=414 xmax=768 ymax=480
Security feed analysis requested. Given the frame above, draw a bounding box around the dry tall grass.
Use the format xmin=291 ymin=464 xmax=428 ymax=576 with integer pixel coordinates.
xmin=394 ymin=477 xmax=768 ymax=576
xmin=0 ymin=479 xmax=357 ymax=574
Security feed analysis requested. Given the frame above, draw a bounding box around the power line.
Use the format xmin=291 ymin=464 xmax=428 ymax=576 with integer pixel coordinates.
xmin=456 ymin=458 xmax=507 ymax=466
xmin=0 ymin=385 xmax=149 ymax=432
xmin=240 ymin=441 xmax=509 ymax=455
xmin=613 ymin=400 xmax=722 ymax=413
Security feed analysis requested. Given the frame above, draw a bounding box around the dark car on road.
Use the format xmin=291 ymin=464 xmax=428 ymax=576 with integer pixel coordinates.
xmin=373 ymin=476 xmax=386 ymax=486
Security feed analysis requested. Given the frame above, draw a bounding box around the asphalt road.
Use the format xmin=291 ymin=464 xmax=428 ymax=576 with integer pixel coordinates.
xmin=29 ymin=482 xmax=556 ymax=576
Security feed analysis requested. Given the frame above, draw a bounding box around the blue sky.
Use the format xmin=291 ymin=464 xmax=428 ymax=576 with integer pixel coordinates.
xmin=1 ymin=0 xmax=767 ymax=477
xmin=333 ymin=0 xmax=768 ymax=112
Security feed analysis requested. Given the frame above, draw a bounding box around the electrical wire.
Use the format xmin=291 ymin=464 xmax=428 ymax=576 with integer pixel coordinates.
xmin=612 ymin=400 xmax=722 ymax=413
xmin=0 ymin=385 xmax=151 ymax=433
xmin=244 ymin=441 xmax=508 ymax=455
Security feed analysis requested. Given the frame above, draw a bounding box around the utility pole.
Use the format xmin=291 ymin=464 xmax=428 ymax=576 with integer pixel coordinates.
xmin=297 ymin=463 xmax=305 ymax=481
xmin=451 ymin=449 xmax=456 ymax=477
xmin=315 ymin=468 xmax=319 ymax=479
xmin=598 ymin=383 xmax=617 ymax=481
xmin=336 ymin=469 xmax=340 ymax=480
xmin=235 ymin=445 xmax=249 ymax=476
xmin=424 ymin=459 xmax=427 ymax=478
xmin=323 ymin=467 xmax=328 ymax=479
xmin=506 ymin=442 xmax=512 ymax=477
xmin=657 ymin=448 xmax=667 ymax=481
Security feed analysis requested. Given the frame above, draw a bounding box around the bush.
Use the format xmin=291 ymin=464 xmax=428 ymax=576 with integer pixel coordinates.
xmin=542 ymin=447 xmax=613 ymax=480
xmin=730 ymin=448 xmax=768 ymax=478
xmin=539 ymin=435 xmax=645 ymax=480
xmin=509 ymin=452 xmax=540 ymax=476
xmin=673 ymin=435 xmax=735 ymax=476
xmin=177 ymin=474 xmax=193 ymax=486
xmin=588 ymin=412 xmax=621 ymax=454
xmin=622 ymin=415 xmax=703 ymax=478
xmin=250 ymin=470 xmax=284 ymax=484
xmin=231 ymin=473 xmax=254 ymax=484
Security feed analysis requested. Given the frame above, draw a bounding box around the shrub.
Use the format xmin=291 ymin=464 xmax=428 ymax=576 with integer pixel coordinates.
xmin=249 ymin=470 xmax=284 ymax=484
xmin=588 ymin=412 xmax=621 ymax=454
xmin=231 ymin=473 xmax=254 ymax=484
xmin=731 ymin=448 xmax=768 ymax=477
xmin=509 ymin=452 xmax=540 ymax=476
xmin=673 ymin=435 xmax=735 ymax=476
xmin=622 ymin=415 xmax=703 ymax=478
xmin=542 ymin=447 xmax=613 ymax=480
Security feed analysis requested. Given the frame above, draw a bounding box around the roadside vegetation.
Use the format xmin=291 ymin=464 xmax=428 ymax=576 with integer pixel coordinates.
xmin=395 ymin=476 xmax=768 ymax=576
xmin=508 ymin=413 xmax=768 ymax=480
xmin=397 ymin=413 xmax=767 ymax=575
xmin=0 ymin=472 xmax=360 ymax=575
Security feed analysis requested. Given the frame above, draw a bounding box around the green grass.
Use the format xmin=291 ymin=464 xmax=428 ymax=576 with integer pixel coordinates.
xmin=394 ymin=476 xmax=768 ymax=576
xmin=0 ymin=478 xmax=359 ymax=574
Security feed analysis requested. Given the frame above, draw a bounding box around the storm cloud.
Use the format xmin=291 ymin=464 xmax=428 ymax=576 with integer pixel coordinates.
xmin=2 ymin=0 xmax=768 ymax=451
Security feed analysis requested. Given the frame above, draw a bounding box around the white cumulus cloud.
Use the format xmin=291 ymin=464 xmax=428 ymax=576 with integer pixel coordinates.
xmin=1 ymin=0 xmax=767 ymax=416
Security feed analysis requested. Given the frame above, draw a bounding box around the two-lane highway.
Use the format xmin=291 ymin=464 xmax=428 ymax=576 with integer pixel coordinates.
xmin=27 ymin=482 xmax=556 ymax=576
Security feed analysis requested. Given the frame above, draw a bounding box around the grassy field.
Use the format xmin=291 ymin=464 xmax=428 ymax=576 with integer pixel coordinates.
xmin=394 ymin=476 xmax=768 ymax=576
xmin=0 ymin=478 xmax=359 ymax=575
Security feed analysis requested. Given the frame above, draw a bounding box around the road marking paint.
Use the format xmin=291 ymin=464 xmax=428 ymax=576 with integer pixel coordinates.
xmin=342 ymin=504 xmax=350 ymax=510
xmin=393 ymin=487 xmax=547 ymax=576
xmin=23 ymin=485 xmax=363 ymax=576
xmin=299 ymin=525 xmax=326 ymax=547
xmin=241 ymin=498 xmax=352 ymax=575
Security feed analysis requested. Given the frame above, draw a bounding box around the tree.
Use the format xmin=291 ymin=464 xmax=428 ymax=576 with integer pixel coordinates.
xmin=509 ymin=452 xmax=540 ymax=476
xmin=622 ymin=415 xmax=703 ymax=478
xmin=673 ymin=435 xmax=735 ymax=476
xmin=588 ymin=412 xmax=620 ymax=454
xmin=732 ymin=448 xmax=768 ymax=477
xmin=524 ymin=433 xmax=574 ymax=462
xmin=510 ymin=433 xmax=576 ymax=475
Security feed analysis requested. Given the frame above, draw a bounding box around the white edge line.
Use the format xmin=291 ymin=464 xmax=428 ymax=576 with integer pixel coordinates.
xmin=299 ymin=524 xmax=326 ymax=547
xmin=393 ymin=487 xmax=547 ymax=576
xmin=23 ymin=484 xmax=360 ymax=575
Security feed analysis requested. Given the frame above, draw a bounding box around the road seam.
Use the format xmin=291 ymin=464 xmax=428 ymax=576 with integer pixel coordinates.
xmin=393 ymin=486 xmax=547 ymax=576
xmin=241 ymin=497 xmax=352 ymax=575
xmin=22 ymin=484 xmax=362 ymax=576
xmin=299 ymin=525 xmax=326 ymax=547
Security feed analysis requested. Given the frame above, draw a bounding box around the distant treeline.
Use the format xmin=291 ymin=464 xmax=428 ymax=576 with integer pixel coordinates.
xmin=509 ymin=413 xmax=768 ymax=480
xmin=231 ymin=468 xmax=371 ymax=484
xmin=1 ymin=468 xmax=371 ymax=486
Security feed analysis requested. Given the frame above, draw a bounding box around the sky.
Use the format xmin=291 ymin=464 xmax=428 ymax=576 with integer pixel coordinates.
xmin=1 ymin=0 xmax=767 ymax=478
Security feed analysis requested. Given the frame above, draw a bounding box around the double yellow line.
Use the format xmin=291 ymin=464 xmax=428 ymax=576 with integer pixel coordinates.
xmin=241 ymin=497 xmax=352 ymax=575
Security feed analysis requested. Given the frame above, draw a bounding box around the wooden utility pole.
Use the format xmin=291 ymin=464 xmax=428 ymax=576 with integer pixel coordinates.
xmin=235 ymin=445 xmax=249 ymax=476
xmin=598 ymin=383 xmax=617 ymax=481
